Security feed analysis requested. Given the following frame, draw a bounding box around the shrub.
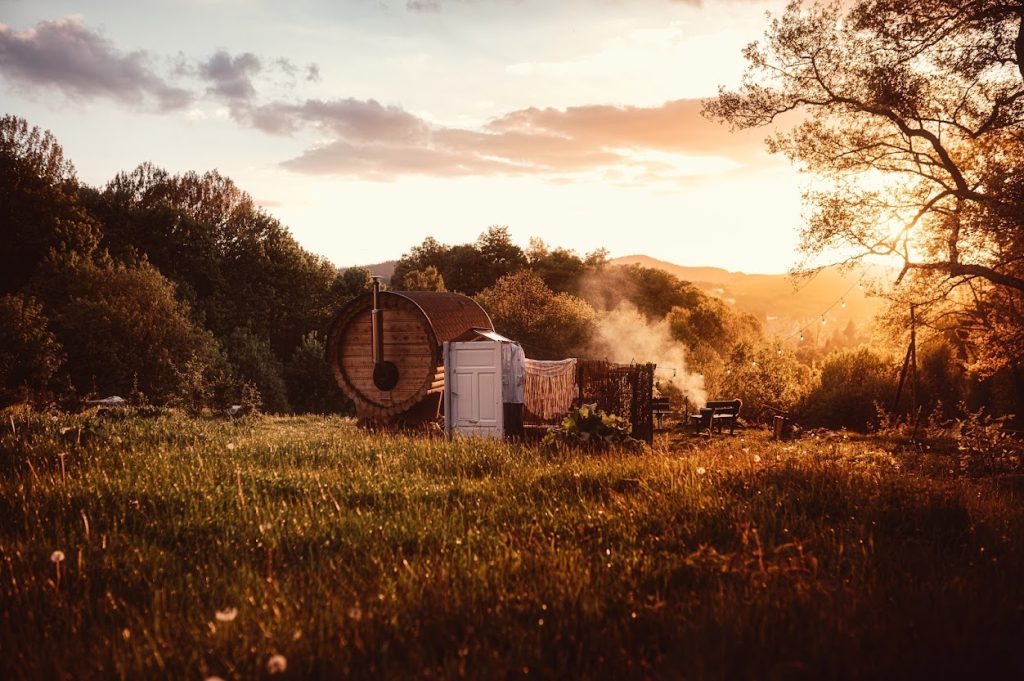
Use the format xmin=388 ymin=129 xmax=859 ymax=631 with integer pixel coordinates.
xmin=285 ymin=332 xmax=351 ymax=414
xmin=718 ymin=341 xmax=813 ymax=423
xmin=37 ymin=253 xmax=216 ymax=402
xmin=800 ymin=348 xmax=894 ymax=430
xmin=226 ymin=328 xmax=290 ymax=413
xmin=0 ymin=293 xmax=65 ymax=405
xmin=543 ymin=403 xmax=643 ymax=451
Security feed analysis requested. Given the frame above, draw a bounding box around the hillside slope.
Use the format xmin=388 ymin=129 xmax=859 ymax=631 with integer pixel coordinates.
xmin=611 ymin=255 xmax=890 ymax=340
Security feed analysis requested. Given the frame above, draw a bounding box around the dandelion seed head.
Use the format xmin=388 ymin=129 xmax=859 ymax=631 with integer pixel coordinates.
xmin=266 ymin=654 xmax=287 ymax=674
xmin=215 ymin=607 xmax=237 ymax=622
xmin=226 ymin=442 xmax=235 ymax=450
xmin=50 ymin=550 xmax=65 ymax=563
xmin=753 ymin=455 xmax=762 ymax=463
xmin=696 ymin=466 xmax=706 ymax=475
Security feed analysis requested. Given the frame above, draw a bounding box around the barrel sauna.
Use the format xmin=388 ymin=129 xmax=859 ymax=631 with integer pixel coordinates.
xmin=326 ymin=284 xmax=494 ymax=424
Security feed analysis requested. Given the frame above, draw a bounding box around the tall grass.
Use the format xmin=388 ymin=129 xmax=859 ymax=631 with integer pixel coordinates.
xmin=1 ymin=410 xmax=1022 ymax=679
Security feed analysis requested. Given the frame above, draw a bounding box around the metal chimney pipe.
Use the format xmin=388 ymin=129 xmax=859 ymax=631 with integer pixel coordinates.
xmin=369 ymin=277 xmax=399 ymax=391
xmin=371 ymin=276 xmax=384 ymax=365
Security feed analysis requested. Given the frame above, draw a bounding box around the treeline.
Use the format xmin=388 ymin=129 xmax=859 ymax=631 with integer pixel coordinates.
xmin=0 ymin=115 xmax=360 ymax=413
xmin=2 ymin=114 xmax=1015 ymax=428
xmin=394 ymin=230 xmax=1016 ymax=430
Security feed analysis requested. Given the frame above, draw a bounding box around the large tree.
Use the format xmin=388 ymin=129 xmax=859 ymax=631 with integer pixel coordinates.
xmin=0 ymin=115 xmax=100 ymax=294
xmin=706 ymin=0 xmax=1024 ymax=376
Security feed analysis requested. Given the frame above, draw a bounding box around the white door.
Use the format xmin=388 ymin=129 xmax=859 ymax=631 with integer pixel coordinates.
xmin=444 ymin=341 xmax=504 ymax=439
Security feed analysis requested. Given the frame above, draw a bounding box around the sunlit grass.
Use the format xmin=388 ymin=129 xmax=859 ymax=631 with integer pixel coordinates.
xmin=1 ymin=410 xmax=1022 ymax=679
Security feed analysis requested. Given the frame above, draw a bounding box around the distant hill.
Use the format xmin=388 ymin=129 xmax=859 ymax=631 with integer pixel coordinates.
xmin=354 ymin=252 xmax=890 ymax=343
xmin=610 ymin=255 xmax=891 ymax=342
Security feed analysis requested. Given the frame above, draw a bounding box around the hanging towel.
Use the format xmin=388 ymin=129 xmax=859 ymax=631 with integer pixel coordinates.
xmin=502 ymin=342 xmax=527 ymax=404
xmin=524 ymin=358 xmax=577 ymax=420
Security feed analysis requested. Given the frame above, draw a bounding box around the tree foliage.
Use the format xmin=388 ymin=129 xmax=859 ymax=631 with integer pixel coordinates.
xmin=225 ymin=328 xmax=291 ymax=413
xmin=706 ymin=0 xmax=1024 ymax=378
xmin=719 ymin=342 xmax=813 ymax=423
xmin=0 ymin=294 xmax=65 ymax=405
xmin=392 ymin=227 xmax=528 ymax=295
xmin=91 ymin=163 xmax=338 ymax=356
xmin=0 ymin=115 xmax=100 ymax=295
xmin=402 ymin=265 xmax=446 ymax=291
xmin=800 ymin=348 xmax=894 ymax=430
xmin=37 ymin=252 xmax=218 ymax=402
xmin=476 ymin=271 xmax=597 ymax=359
xmin=285 ymin=332 xmax=352 ymax=414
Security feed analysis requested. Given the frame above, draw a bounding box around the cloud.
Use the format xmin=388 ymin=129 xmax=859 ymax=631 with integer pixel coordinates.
xmin=256 ymin=96 xmax=771 ymax=181
xmin=198 ymin=50 xmax=261 ymax=101
xmin=0 ymin=17 xmax=192 ymax=110
xmin=246 ymin=97 xmax=431 ymax=140
xmin=406 ymin=0 xmax=443 ymax=11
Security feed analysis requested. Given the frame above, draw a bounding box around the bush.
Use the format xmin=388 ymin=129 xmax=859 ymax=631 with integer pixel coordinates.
xmin=800 ymin=348 xmax=894 ymax=430
xmin=719 ymin=342 xmax=813 ymax=423
xmin=226 ymin=328 xmax=291 ymax=413
xmin=543 ymin=403 xmax=644 ymax=451
xmin=285 ymin=332 xmax=351 ymax=414
xmin=0 ymin=293 xmax=65 ymax=405
xmin=37 ymin=253 xmax=217 ymax=402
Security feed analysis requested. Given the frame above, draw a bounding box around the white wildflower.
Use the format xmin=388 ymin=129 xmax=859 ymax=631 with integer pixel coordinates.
xmin=215 ymin=607 xmax=237 ymax=622
xmin=696 ymin=466 xmax=707 ymax=475
xmin=50 ymin=550 xmax=65 ymax=563
xmin=266 ymin=654 xmax=287 ymax=675
xmin=753 ymin=454 xmax=761 ymax=463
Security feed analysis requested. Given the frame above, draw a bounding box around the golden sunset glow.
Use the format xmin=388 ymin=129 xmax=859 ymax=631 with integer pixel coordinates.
xmin=0 ymin=0 xmax=799 ymax=273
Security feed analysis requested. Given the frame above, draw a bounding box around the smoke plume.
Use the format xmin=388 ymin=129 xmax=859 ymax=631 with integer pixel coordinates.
xmin=590 ymin=305 xmax=706 ymax=405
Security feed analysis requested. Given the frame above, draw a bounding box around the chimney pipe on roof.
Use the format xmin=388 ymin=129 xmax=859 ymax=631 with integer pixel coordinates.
xmin=370 ymin=277 xmax=399 ymax=391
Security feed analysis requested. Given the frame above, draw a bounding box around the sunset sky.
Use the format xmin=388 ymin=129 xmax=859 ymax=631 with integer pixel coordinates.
xmin=0 ymin=0 xmax=805 ymax=273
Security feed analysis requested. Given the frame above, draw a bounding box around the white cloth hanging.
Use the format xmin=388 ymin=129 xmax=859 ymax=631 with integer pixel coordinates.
xmin=502 ymin=342 xmax=527 ymax=403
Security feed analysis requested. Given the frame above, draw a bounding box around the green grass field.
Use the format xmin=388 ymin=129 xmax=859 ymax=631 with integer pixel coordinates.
xmin=2 ymin=410 xmax=1023 ymax=680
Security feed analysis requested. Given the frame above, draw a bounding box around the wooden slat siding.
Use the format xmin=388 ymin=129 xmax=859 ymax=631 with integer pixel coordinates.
xmin=340 ymin=305 xmax=434 ymax=414
xmin=325 ymin=290 xmax=494 ymax=421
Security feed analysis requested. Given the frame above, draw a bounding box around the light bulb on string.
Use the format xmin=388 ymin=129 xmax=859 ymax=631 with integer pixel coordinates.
xmin=799 ymin=332 xmax=805 ymax=342
xmin=821 ymin=316 xmax=827 ymax=326
xmin=841 ymin=299 xmax=847 ymax=309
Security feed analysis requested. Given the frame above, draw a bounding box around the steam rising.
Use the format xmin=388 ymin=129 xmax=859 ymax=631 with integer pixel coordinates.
xmin=591 ymin=305 xmax=707 ymax=405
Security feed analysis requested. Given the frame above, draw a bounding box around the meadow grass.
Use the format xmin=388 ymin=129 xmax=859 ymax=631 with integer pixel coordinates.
xmin=1 ymin=409 xmax=1023 ymax=680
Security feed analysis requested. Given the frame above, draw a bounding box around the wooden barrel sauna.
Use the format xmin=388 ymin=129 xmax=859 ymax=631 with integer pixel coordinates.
xmin=326 ymin=287 xmax=494 ymax=422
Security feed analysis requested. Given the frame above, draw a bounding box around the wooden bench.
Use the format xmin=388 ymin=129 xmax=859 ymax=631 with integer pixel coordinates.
xmin=688 ymin=399 xmax=742 ymax=435
xmin=651 ymin=397 xmax=672 ymax=430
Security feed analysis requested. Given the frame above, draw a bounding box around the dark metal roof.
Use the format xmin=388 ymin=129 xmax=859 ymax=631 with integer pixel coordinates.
xmin=389 ymin=291 xmax=494 ymax=344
